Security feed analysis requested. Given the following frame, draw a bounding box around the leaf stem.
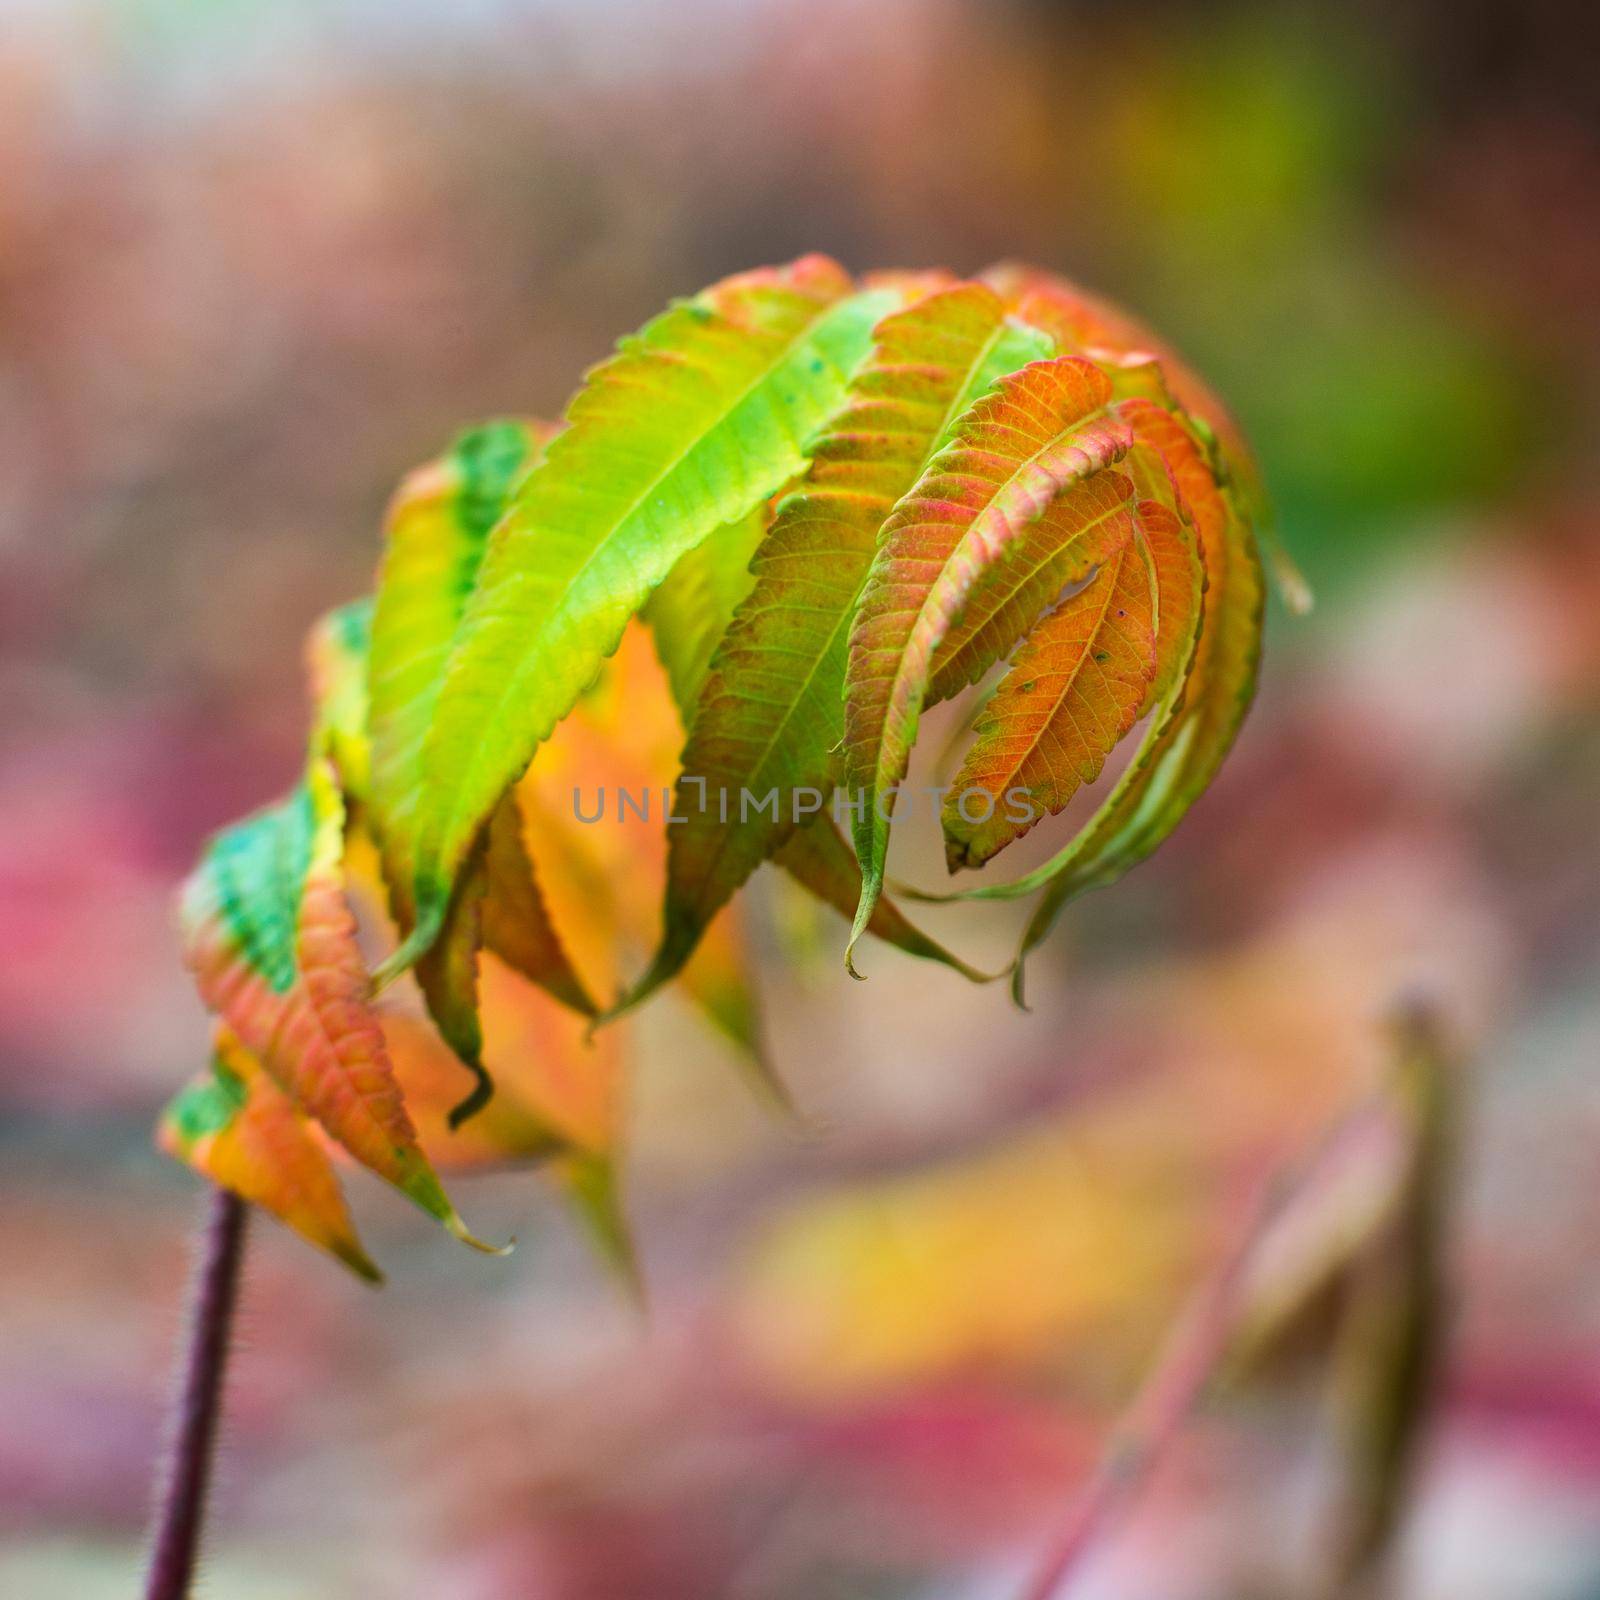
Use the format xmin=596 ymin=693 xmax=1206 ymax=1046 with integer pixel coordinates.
xmin=145 ymin=1185 xmax=249 ymax=1600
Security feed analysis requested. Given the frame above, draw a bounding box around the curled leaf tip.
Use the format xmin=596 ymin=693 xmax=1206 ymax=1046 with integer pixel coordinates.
xmin=446 ymin=1215 xmax=514 ymax=1256
xmin=445 ymin=1064 xmax=495 ymax=1130
xmin=441 ymin=1209 xmax=515 ymax=1260
xmin=1009 ymin=960 xmax=1031 ymax=1012
xmin=843 ymin=886 xmax=878 ymax=978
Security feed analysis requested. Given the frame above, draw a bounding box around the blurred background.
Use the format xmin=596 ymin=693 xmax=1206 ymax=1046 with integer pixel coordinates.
xmin=2 ymin=0 xmax=1598 ymax=1595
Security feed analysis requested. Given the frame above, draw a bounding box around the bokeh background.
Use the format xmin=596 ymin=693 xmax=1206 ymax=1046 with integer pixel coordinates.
xmin=3 ymin=0 xmax=1598 ymax=1595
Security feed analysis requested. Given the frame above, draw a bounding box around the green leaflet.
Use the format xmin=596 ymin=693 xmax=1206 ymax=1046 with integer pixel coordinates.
xmin=364 ymin=420 xmax=594 ymax=1118
xmin=676 ymin=913 xmax=789 ymax=1114
xmin=185 ymin=783 xmax=315 ymax=998
xmin=382 ymin=258 xmax=900 ymax=985
xmin=644 ymin=502 xmax=769 ymax=713
xmin=842 ymin=356 xmax=1133 ymax=973
xmin=367 ymin=419 xmax=547 ymax=911
xmin=616 ymin=283 xmax=1047 ymax=1012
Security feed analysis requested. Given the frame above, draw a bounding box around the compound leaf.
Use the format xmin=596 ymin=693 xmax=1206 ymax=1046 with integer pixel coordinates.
xmin=620 ymin=282 xmax=1046 ymax=1009
xmin=387 ymin=258 xmax=899 ymax=981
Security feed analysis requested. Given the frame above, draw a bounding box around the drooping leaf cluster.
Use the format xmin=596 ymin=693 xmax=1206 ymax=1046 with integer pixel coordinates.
xmin=162 ymin=258 xmax=1287 ymax=1278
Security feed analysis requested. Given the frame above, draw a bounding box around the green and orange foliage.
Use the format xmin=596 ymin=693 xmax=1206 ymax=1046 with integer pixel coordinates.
xmin=164 ymin=257 xmax=1295 ymax=1279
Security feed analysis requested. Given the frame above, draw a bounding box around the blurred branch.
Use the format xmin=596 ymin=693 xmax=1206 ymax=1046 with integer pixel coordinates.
xmin=1319 ymin=1001 xmax=1457 ymax=1600
xmin=1018 ymin=1000 xmax=1458 ymax=1600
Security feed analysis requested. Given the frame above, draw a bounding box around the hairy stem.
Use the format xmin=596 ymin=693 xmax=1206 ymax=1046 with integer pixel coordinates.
xmin=145 ymin=1186 xmax=249 ymax=1600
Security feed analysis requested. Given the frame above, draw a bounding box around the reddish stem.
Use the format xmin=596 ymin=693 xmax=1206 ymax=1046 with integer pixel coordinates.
xmin=1016 ymin=1180 xmax=1271 ymax=1600
xmin=1019 ymin=1100 xmax=1394 ymax=1600
xmin=145 ymin=1186 xmax=249 ymax=1600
